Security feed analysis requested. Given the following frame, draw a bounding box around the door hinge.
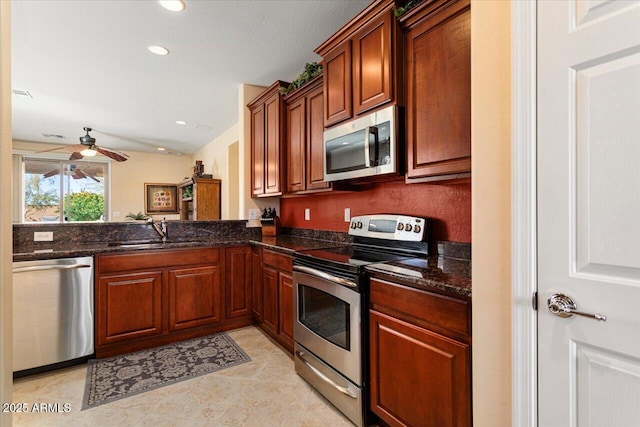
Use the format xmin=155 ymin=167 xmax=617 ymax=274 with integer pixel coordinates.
xmin=532 ymin=291 xmax=538 ymax=311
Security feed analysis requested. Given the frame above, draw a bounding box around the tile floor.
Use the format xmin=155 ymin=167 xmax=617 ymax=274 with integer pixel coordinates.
xmin=12 ymin=326 xmax=354 ymax=427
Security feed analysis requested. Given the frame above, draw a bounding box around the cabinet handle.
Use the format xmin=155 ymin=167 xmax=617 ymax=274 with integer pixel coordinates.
xmin=296 ymin=350 xmax=357 ymax=399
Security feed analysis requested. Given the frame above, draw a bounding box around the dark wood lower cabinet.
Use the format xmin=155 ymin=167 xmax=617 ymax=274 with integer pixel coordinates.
xmin=370 ymin=310 xmax=470 ymax=427
xmin=168 ymin=265 xmax=221 ymax=331
xmin=97 ymin=271 xmax=163 ymax=346
xmin=255 ymin=249 xmax=294 ymax=353
xmin=369 ymin=278 xmax=471 ymax=427
xmin=251 ymin=246 xmax=263 ymax=322
xmin=95 ymin=247 xmax=253 ymax=358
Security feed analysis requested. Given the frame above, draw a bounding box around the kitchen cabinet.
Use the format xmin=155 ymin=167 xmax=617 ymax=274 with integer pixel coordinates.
xmin=257 ymin=248 xmax=294 ymax=353
xmin=248 ymin=81 xmax=289 ymax=197
xmin=95 ymin=246 xmax=253 ymax=358
xmin=284 ymin=75 xmax=331 ymax=194
xmin=369 ymin=278 xmax=471 ymax=427
xmin=315 ymin=0 xmax=401 ymax=128
xmin=178 ymin=177 xmax=221 ymax=220
xmin=168 ymin=265 xmax=221 ymax=331
xmin=251 ymin=246 xmax=263 ymax=322
xmin=224 ymin=246 xmax=252 ymax=320
xmin=402 ymin=0 xmax=471 ymax=182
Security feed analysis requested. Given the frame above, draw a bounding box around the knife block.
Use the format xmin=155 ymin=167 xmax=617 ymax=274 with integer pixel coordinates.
xmin=260 ymin=217 xmax=280 ymax=237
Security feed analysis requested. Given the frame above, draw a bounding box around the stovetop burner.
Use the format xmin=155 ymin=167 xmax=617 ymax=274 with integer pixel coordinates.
xmin=296 ymin=245 xmax=413 ymax=273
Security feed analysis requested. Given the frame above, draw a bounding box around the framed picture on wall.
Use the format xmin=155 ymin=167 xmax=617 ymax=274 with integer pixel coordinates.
xmin=144 ymin=183 xmax=178 ymax=214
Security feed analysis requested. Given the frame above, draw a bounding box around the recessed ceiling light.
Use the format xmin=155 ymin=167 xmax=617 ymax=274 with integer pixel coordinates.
xmin=175 ymin=120 xmax=187 ymax=125
xmin=157 ymin=147 xmax=166 ymax=151
xmin=158 ymin=0 xmax=186 ymax=12
xmin=147 ymin=45 xmax=169 ymax=56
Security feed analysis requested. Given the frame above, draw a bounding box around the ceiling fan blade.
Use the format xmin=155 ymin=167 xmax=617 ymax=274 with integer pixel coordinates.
xmin=69 ymin=151 xmax=84 ymax=160
xmin=42 ymin=169 xmax=59 ymax=178
xmin=96 ymin=146 xmax=129 ymax=162
xmin=77 ymin=168 xmax=100 ymax=182
xmin=35 ymin=144 xmax=86 ymax=154
xmin=72 ymin=170 xmax=84 ymax=179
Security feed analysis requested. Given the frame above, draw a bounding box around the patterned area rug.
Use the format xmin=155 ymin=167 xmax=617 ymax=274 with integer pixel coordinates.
xmin=82 ymin=332 xmax=251 ymax=409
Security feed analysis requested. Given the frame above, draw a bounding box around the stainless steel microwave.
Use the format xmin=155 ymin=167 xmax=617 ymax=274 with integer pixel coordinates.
xmin=323 ymin=105 xmax=399 ymax=182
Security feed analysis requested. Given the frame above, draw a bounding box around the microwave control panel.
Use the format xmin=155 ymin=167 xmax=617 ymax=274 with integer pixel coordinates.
xmin=348 ymin=214 xmax=428 ymax=242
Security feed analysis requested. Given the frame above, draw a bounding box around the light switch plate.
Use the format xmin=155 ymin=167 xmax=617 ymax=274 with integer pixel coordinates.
xmin=304 ymin=208 xmax=310 ymax=221
xmin=344 ymin=208 xmax=351 ymax=222
xmin=34 ymin=231 xmax=53 ymax=242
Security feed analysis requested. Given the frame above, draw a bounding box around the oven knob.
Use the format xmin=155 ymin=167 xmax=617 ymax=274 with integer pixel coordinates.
xmin=414 ymin=224 xmax=422 ymax=233
xmin=397 ymin=223 xmax=404 ymax=231
xmin=357 ymin=221 xmax=363 ymax=229
xmin=350 ymin=222 xmax=357 ymax=229
xmin=404 ymin=224 xmax=412 ymax=232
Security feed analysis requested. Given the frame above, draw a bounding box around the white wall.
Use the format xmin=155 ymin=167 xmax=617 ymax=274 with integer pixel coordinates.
xmin=471 ymin=1 xmax=512 ymax=425
xmin=0 ymin=2 xmax=12 ymax=425
xmin=192 ymin=123 xmax=238 ymax=219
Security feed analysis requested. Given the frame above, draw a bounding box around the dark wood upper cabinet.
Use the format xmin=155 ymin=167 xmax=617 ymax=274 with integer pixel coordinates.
xmin=284 ymin=75 xmax=331 ymax=195
xmin=403 ymin=0 xmax=471 ymax=181
xmin=353 ymin=10 xmax=393 ymax=114
xmin=316 ymin=0 xmax=400 ymax=128
xmin=323 ymin=42 xmax=353 ymax=127
xmin=248 ymin=81 xmax=288 ymax=197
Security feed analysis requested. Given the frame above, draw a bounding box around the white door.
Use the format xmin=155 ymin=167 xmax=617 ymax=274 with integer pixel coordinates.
xmin=538 ymin=0 xmax=640 ymax=425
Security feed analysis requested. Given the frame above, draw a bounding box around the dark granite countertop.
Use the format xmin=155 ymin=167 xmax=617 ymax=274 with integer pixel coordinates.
xmin=366 ymin=255 xmax=471 ymax=298
xmin=12 ymin=239 xmax=252 ymax=262
xmin=250 ymin=235 xmax=349 ymax=255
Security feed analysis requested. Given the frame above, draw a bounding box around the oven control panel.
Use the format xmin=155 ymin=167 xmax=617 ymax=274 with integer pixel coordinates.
xmin=348 ymin=214 xmax=428 ymax=242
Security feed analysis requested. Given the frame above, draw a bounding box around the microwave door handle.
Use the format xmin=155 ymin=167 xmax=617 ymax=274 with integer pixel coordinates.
xmin=363 ymin=126 xmax=378 ymax=168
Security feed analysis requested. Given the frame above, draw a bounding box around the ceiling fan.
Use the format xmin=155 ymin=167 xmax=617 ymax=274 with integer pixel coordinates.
xmin=37 ymin=127 xmax=129 ymax=162
xmin=42 ymin=164 xmax=100 ymax=182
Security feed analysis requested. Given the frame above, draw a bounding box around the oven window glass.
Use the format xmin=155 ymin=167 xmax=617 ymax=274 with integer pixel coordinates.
xmin=298 ymin=285 xmax=350 ymax=350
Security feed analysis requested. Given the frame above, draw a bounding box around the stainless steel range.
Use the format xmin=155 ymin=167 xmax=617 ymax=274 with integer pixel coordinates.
xmin=292 ymin=214 xmax=429 ymax=426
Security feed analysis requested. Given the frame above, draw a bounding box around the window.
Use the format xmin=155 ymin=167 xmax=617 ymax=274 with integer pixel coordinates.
xmin=21 ymin=157 xmax=109 ymax=223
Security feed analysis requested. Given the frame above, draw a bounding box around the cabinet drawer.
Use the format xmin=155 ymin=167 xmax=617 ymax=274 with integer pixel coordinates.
xmin=262 ymin=249 xmax=292 ymax=272
xmin=98 ymin=248 xmax=220 ymax=273
xmin=370 ymin=278 xmax=470 ymax=337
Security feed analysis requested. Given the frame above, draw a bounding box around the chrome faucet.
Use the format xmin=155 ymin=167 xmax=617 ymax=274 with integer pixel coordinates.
xmin=148 ymin=217 xmax=168 ymax=242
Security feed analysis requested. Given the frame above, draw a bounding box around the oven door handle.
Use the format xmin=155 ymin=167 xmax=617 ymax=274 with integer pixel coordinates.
xmin=296 ymin=350 xmax=358 ymax=399
xmin=293 ymin=265 xmax=357 ymax=289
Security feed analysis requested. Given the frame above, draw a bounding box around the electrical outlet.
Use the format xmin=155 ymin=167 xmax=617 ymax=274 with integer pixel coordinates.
xmin=344 ymin=208 xmax=351 ymax=222
xmin=34 ymin=231 xmax=53 ymax=242
xmin=249 ymin=209 xmax=261 ymax=220
xmin=304 ymin=208 xmax=310 ymax=221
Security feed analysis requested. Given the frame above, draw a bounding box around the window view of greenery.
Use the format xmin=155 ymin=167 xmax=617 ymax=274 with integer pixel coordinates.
xmin=23 ymin=159 xmax=107 ymax=223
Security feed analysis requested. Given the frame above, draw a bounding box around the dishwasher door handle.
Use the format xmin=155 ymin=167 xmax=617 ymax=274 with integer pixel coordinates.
xmin=12 ymin=264 xmax=92 ymax=273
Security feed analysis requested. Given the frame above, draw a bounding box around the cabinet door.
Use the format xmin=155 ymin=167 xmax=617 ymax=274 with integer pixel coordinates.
xmin=264 ymin=92 xmax=282 ymax=195
xmin=251 ymin=247 xmax=263 ymax=322
xmin=251 ymin=102 xmax=265 ymax=196
xmin=262 ymin=266 xmax=279 ymax=335
xmin=225 ymin=247 xmax=252 ymax=319
xmin=306 ymin=84 xmax=330 ymax=190
xmin=405 ymin=3 xmax=471 ymax=180
xmin=168 ymin=265 xmax=221 ymax=331
xmin=286 ymin=96 xmax=306 ymax=193
xmin=278 ymin=272 xmax=294 ymax=348
xmin=323 ymin=41 xmax=352 ymax=127
xmin=370 ymin=310 xmax=471 ymax=427
xmin=353 ymin=10 xmax=393 ymax=115
xmin=97 ymin=271 xmax=163 ymax=346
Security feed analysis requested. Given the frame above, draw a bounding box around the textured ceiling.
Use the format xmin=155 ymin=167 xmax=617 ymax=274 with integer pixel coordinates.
xmin=11 ymin=0 xmax=370 ymax=155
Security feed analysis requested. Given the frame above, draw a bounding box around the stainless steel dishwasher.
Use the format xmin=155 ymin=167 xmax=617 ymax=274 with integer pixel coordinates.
xmin=12 ymin=256 xmax=94 ymax=373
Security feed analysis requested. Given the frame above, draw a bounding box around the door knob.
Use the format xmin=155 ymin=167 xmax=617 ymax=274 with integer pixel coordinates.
xmin=547 ymin=293 xmax=607 ymax=321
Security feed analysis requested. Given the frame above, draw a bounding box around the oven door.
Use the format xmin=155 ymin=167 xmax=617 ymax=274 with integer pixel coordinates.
xmin=293 ymin=268 xmax=362 ymax=385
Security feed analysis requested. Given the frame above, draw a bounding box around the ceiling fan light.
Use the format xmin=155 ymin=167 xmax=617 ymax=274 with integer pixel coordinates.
xmin=158 ymin=0 xmax=186 ymax=12
xmin=81 ymin=147 xmax=97 ymax=157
